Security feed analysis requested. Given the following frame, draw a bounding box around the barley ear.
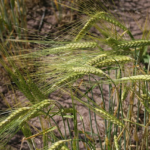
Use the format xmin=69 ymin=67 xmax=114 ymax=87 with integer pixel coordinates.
xmin=20 ymin=100 xmax=55 ymax=126
xmin=72 ymin=66 xmax=109 ymax=78
xmin=111 ymin=49 xmax=132 ymax=56
xmin=86 ymin=54 xmax=107 ymax=66
xmin=95 ymin=56 xmax=134 ymax=68
xmin=118 ymin=75 xmax=150 ymax=82
xmin=61 ymin=108 xmax=74 ymax=114
xmin=65 ymin=42 xmax=97 ymax=49
xmin=94 ymin=108 xmax=124 ymax=127
xmin=102 ymin=16 xmax=134 ymax=40
xmin=114 ymin=135 xmax=119 ymax=150
xmin=60 ymin=145 xmax=70 ymax=150
xmin=135 ymin=93 xmax=150 ymax=114
xmin=21 ymin=42 xmax=98 ymax=58
xmin=0 ymin=107 xmax=30 ymax=129
xmin=50 ymin=73 xmax=84 ymax=91
xmin=75 ymin=12 xmax=134 ymax=41
xmin=117 ymin=40 xmax=150 ymax=49
xmin=48 ymin=139 xmax=71 ymax=150
xmin=121 ymin=86 xmax=130 ymax=101
xmin=74 ymin=12 xmax=107 ymax=41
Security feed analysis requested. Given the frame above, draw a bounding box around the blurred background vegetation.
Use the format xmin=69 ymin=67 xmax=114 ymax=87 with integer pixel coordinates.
xmin=0 ymin=0 xmax=150 ymax=150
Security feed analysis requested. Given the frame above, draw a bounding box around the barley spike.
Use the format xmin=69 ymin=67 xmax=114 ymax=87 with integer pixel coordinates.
xmin=135 ymin=93 xmax=150 ymax=114
xmin=65 ymin=42 xmax=97 ymax=49
xmin=114 ymin=135 xmax=119 ymax=150
xmin=22 ymin=42 xmax=97 ymax=58
xmin=75 ymin=12 xmax=133 ymax=41
xmin=95 ymin=56 xmax=134 ymax=68
xmin=75 ymin=12 xmax=107 ymax=41
xmin=50 ymin=73 xmax=84 ymax=91
xmin=121 ymin=87 xmax=130 ymax=101
xmin=86 ymin=54 xmax=108 ymax=66
xmin=94 ymin=108 xmax=124 ymax=127
xmin=0 ymin=107 xmax=30 ymax=129
xmin=48 ymin=139 xmax=71 ymax=150
xmin=61 ymin=108 xmax=74 ymax=114
xmin=117 ymin=40 xmax=150 ymax=49
xmin=72 ymin=66 xmax=109 ymax=78
xmin=20 ymin=100 xmax=54 ymax=125
xmin=60 ymin=145 xmax=70 ymax=150
xmin=119 ymin=75 xmax=150 ymax=82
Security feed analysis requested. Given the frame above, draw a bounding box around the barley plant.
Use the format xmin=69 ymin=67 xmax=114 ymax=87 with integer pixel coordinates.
xmin=0 ymin=0 xmax=150 ymax=150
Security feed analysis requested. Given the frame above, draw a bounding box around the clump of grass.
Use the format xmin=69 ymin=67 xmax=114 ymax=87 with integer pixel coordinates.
xmin=0 ymin=0 xmax=27 ymax=41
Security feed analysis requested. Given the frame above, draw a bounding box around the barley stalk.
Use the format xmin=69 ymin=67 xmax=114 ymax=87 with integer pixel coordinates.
xmin=111 ymin=50 xmax=132 ymax=56
xmin=61 ymin=108 xmax=74 ymax=114
xmin=114 ymin=135 xmax=119 ymax=150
